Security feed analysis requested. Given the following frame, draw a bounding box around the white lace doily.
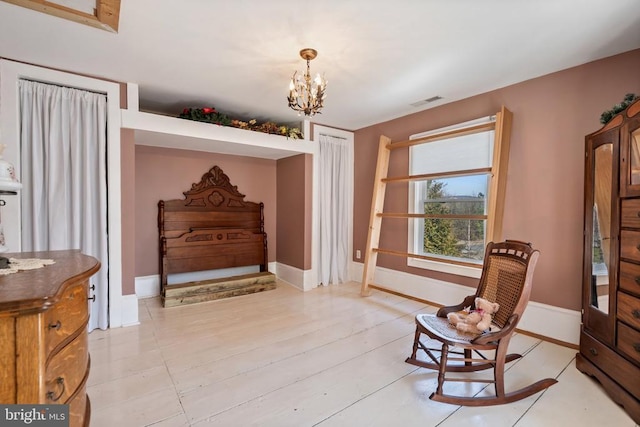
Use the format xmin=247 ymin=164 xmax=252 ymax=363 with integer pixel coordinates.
xmin=0 ymin=258 xmax=56 ymax=275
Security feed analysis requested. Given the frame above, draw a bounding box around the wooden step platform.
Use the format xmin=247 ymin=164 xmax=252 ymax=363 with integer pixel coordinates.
xmin=162 ymin=271 xmax=277 ymax=307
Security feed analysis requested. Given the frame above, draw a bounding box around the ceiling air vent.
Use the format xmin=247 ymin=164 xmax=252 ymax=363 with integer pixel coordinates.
xmin=410 ymin=96 xmax=443 ymax=107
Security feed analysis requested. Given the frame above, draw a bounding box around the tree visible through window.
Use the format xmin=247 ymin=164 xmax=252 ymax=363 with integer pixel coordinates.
xmin=419 ymin=175 xmax=488 ymax=263
xmin=423 ymin=180 xmax=458 ymax=256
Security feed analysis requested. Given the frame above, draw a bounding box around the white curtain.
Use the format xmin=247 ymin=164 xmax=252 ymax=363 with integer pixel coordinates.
xmin=19 ymin=80 xmax=109 ymax=331
xmin=318 ymin=133 xmax=353 ymax=285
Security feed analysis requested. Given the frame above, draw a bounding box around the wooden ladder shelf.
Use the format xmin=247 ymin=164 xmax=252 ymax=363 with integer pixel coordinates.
xmin=360 ymin=107 xmax=513 ymax=296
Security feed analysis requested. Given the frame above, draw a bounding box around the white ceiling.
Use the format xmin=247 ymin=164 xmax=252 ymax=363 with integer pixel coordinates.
xmin=1 ymin=1 xmax=639 ymax=131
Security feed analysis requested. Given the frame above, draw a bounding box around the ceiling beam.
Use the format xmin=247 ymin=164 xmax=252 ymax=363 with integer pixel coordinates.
xmin=1 ymin=0 xmax=120 ymax=32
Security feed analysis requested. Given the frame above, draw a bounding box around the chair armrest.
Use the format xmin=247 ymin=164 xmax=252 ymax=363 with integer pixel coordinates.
xmin=436 ymin=295 xmax=476 ymax=318
xmin=472 ymin=313 xmax=520 ymax=345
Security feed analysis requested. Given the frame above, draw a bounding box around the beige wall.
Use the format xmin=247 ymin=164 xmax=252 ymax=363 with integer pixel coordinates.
xmin=120 ymin=128 xmax=136 ymax=295
xmin=353 ymin=48 xmax=640 ymax=311
xmin=134 ymin=145 xmax=277 ymax=277
xmin=276 ymin=154 xmax=312 ymax=270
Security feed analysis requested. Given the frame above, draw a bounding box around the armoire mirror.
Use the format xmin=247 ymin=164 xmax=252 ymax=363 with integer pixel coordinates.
xmin=591 ymin=142 xmax=613 ymax=313
xmin=630 ymin=127 xmax=640 ymax=186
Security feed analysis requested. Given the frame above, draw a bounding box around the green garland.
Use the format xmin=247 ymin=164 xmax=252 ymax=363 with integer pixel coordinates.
xmin=600 ymin=93 xmax=639 ymax=125
xmin=179 ymin=107 xmax=303 ymax=139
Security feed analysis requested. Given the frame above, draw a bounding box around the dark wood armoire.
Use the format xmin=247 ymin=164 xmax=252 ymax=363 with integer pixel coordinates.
xmin=578 ymin=97 xmax=640 ymax=423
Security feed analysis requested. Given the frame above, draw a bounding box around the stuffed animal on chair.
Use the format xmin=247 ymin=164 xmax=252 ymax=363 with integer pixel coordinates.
xmin=447 ymin=297 xmax=500 ymax=334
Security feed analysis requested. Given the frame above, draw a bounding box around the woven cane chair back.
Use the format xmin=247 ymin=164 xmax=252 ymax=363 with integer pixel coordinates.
xmin=475 ymin=241 xmax=535 ymax=329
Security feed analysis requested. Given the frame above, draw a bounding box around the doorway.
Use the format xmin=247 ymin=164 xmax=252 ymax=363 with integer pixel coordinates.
xmin=0 ymin=59 xmax=125 ymax=328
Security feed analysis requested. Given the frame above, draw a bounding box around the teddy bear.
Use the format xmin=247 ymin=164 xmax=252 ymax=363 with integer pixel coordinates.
xmin=447 ymin=297 xmax=500 ymax=334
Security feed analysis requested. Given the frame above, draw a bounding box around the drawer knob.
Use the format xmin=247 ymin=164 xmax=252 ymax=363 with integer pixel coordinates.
xmin=46 ymin=377 xmax=65 ymax=402
xmin=48 ymin=320 xmax=61 ymax=331
xmin=635 ymin=277 xmax=640 ymax=285
xmin=633 ymin=309 xmax=640 ymax=319
xmin=589 ymin=347 xmax=598 ymax=356
xmin=633 ymin=343 xmax=640 ymax=353
xmin=637 ymin=211 xmax=640 ymax=218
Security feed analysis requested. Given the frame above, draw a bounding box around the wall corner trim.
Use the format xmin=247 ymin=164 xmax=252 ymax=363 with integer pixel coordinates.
xmin=135 ymin=274 xmax=160 ymax=299
xmin=120 ymin=294 xmax=140 ymax=327
xmin=275 ymin=262 xmax=316 ymax=291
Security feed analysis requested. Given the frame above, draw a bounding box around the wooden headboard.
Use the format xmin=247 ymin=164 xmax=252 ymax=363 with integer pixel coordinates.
xmin=158 ymin=165 xmax=274 ymax=307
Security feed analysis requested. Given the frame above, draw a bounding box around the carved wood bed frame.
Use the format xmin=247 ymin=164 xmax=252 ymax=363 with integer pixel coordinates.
xmin=158 ymin=165 xmax=275 ymax=307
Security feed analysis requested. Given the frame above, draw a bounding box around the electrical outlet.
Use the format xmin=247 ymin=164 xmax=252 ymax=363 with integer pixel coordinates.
xmin=356 ymin=250 xmax=361 ymax=259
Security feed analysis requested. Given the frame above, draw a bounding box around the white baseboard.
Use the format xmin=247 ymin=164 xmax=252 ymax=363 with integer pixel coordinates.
xmin=518 ymin=301 xmax=581 ymax=345
xmin=133 ymin=262 xmax=579 ymax=344
xmin=350 ymin=262 xmax=580 ymax=345
xmin=275 ymin=262 xmax=317 ymax=291
xmin=120 ymin=293 xmax=140 ymax=327
xmin=275 ymin=262 xmax=305 ymax=290
xmin=135 ymin=274 xmax=160 ymax=299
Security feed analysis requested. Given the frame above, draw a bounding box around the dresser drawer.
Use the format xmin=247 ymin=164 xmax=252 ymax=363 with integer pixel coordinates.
xmin=621 ymin=198 xmax=640 ymax=228
xmin=618 ymin=291 xmax=640 ymax=330
xmin=45 ymin=331 xmax=89 ymax=405
xmin=580 ymin=330 xmax=640 ymax=398
xmin=44 ymin=281 xmax=88 ymax=355
xmin=620 ymin=261 xmax=640 ymax=297
xmin=620 ymin=230 xmax=640 ymax=262
xmin=618 ymin=322 xmax=640 ymax=365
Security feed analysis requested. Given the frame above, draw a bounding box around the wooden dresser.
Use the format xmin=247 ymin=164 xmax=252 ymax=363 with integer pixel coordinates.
xmin=0 ymin=250 xmax=100 ymax=427
xmin=578 ymin=98 xmax=640 ymax=423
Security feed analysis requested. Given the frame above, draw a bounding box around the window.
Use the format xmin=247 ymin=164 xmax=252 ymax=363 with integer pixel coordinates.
xmin=408 ymin=115 xmax=506 ymax=278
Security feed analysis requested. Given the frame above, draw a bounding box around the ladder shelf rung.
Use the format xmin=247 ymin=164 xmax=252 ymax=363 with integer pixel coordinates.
xmin=377 ymin=213 xmax=487 ymax=220
xmin=372 ymin=247 xmax=482 ymax=269
xmin=387 ymin=122 xmax=496 ymax=150
xmin=381 ymin=167 xmax=492 ymax=183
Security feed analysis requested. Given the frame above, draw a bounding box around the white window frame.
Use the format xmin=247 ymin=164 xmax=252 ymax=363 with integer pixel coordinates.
xmin=407 ymin=113 xmax=510 ymax=278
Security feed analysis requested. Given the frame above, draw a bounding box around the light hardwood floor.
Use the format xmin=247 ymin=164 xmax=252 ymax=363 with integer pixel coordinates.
xmin=87 ymin=280 xmax=637 ymax=426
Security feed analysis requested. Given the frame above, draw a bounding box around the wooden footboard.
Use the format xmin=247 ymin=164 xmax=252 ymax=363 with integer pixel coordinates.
xmin=158 ymin=165 xmax=276 ymax=307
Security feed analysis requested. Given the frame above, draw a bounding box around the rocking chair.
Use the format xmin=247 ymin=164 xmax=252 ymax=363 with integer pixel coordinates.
xmin=405 ymin=240 xmax=557 ymax=406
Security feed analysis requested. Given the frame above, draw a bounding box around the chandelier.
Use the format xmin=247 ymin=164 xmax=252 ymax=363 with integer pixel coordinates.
xmin=287 ymin=48 xmax=327 ymax=117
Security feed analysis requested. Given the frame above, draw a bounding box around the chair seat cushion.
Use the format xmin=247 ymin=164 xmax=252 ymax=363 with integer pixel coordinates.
xmin=416 ymin=313 xmax=500 ymax=344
